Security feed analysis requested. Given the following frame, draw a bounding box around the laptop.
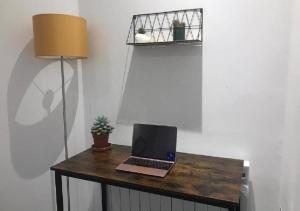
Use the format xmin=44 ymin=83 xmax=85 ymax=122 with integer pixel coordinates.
xmin=116 ymin=124 xmax=177 ymax=177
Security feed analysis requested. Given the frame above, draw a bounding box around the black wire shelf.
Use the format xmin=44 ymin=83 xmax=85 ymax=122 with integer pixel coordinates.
xmin=126 ymin=8 xmax=203 ymax=46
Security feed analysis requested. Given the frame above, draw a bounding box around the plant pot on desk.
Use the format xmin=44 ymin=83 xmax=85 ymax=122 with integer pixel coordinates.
xmin=90 ymin=115 xmax=114 ymax=152
xmin=92 ymin=134 xmax=111 ymax=152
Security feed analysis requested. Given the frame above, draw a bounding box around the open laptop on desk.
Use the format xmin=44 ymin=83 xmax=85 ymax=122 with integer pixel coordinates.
xmin=116 ymin=124 xmax=177 ymax=177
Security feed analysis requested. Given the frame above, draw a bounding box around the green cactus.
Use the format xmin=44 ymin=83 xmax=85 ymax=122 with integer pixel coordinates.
xmin=173 ymin=20 xmax=186 ymax=27
xmin=91 ymin=116 xmax=114 ymax=136
xmin=137 ymin=27 xmax=146 ymax=34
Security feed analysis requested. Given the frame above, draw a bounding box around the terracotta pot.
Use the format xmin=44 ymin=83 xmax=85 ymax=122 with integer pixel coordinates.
xmin=92 ymin=134 xmax=110 ymax=148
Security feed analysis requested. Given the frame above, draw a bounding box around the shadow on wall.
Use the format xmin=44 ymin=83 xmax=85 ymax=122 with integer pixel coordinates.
xmin=7 ymin=39 xmax=79 ymax=179
xmin=118 ymin=45 xmax=203 ymax=131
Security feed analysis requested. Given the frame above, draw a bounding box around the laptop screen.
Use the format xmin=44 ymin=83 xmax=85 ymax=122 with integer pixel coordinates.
xmin=132 ymin=124 xmax=177 ymax=161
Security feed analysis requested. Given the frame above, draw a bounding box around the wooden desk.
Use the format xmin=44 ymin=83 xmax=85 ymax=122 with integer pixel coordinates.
xmin=51 ymin=144 xmax=243 ymax=211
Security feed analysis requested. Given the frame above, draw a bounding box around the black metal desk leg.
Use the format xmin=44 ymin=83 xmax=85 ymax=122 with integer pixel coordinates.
xmin=55 ymin=172 xmax=64 ymax=211
xmin=101 ymin=183 xmax=107 ymax=211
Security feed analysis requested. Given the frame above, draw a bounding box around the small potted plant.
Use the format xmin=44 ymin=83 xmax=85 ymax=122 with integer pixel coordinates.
xmin=138 ymin=27 xmax=146 ymax=34
xmin=135 ymin=27 xmax=152 ymax=43
xmin=173 ymin=20 xmax=186 ymax=41
xmin=91 ymin=116 xmax=114 ymax=152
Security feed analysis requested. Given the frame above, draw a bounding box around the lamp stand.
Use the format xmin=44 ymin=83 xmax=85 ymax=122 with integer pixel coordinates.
xmin=60 ymin=56 xmax=71 ymax=211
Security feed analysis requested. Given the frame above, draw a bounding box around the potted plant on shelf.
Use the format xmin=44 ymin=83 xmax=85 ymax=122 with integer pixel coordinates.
xmin=138 ymin=27 xmax=145 ymax=34
xmin=173 ymin=20 xmax=186 ymax=41
xmin=91 ymin=116 xmax=114 ymax=152
xmin=135 ymin=27 xmax=153 ymax=43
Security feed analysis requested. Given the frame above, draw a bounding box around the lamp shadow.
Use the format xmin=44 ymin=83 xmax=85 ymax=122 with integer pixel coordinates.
xmin=118 ymin=45 xmax=203 ymax=132
xmin=7 ymin=39 xmax=79 ymax=179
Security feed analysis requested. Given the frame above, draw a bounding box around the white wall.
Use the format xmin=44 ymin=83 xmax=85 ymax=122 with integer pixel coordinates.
xmin=280 ymin=0 xmax=300 ymax=210
xmin=79 ymin=0 xmax=291 ymax=211
xmin=0 ymin=0 xmax=298 ymax=211
xmin=0 ymin=1 xmax=88 ymax=211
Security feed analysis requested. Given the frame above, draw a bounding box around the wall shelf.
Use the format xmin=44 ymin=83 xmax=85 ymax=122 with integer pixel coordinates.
xmin=126 ymin=8 xmax=203 ymax=46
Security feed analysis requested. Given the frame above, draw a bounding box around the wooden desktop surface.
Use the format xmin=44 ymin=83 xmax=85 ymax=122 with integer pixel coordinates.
xmin=51 ymin=144 xmax=243 ymax=207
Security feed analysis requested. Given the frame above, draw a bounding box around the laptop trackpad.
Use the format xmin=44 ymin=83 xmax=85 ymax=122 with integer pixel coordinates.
xmin=116 ymin=164 xmax=168 ymax=178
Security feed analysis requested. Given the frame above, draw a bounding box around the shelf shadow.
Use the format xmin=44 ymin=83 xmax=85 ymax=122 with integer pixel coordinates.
xmin=118 ymin=45 xmax=203 ymax=132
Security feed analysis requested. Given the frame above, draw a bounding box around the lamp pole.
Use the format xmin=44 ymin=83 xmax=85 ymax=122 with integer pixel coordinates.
xmin=60 ymin=56 xmax=71 ymax=211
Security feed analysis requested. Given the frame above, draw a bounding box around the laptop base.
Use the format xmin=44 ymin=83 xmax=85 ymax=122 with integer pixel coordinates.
xmin=116 ymin=163 xmax=169 ymax=178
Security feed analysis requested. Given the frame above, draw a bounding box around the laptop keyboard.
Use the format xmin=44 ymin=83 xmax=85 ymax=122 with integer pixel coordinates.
xmin=124 ymin=157 xmax=173 ymax=170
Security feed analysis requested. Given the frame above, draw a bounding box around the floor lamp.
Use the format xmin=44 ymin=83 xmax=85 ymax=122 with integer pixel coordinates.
xmin=32 ymin=14 xmax=88 ymax=211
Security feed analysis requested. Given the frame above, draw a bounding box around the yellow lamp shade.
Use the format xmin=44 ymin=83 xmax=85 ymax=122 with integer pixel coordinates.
xmin=32 ymin=14 xmax=88 ymax=59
